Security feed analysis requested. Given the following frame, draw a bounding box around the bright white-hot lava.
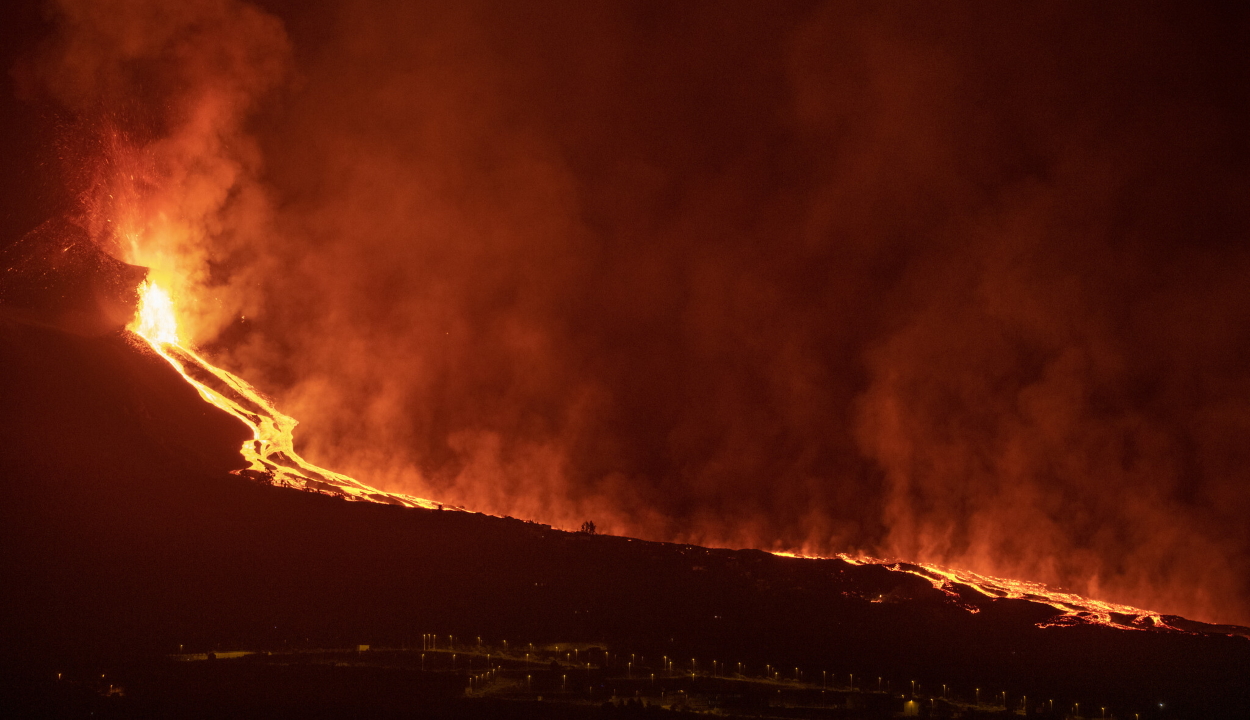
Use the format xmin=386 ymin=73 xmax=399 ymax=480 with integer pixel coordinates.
xmin=131 ymin=281 xmax=180 ymax=345
xmin=128 ymin=279 xmax=441 ymax=510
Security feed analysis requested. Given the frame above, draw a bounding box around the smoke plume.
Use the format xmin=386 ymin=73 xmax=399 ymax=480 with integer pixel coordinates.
xmin=18 ymin=0 xmax=1250 ymax=624
xmin=17 ymin=0 xmax=290 ymax=340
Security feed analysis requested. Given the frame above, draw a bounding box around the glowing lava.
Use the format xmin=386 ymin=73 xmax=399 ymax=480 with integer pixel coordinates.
xmin=774 ymin=550 xmax=1188 ymax=633
xmin=885 ymin=560 xmax=1181 ymax=631
xmin=129 ymin=280 xmax=441 ymax=509
xmin=127 ymin=283 xmax=1212 ymax=633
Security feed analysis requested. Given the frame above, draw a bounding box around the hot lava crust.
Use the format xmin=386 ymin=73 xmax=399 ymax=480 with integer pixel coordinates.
xmin=2 ymin=318 xmax=1249 ymax=719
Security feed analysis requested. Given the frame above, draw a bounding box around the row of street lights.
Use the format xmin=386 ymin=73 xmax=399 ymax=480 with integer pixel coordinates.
xmin=417 ymin=634 xmax=1128 ymax=718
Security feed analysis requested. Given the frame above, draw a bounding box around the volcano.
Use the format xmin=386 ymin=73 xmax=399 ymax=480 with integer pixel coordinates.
xmin=1 ymin=227 xmax=1248 ymax=719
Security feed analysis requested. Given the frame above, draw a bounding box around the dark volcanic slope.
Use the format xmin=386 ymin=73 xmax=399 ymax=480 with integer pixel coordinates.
xmin=2 ymin=320 xmax=1249 ymax=719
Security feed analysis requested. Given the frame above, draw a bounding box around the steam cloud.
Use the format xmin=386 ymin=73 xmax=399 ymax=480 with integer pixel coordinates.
xmin=21 ymin=0 xmax=1250 ymax=624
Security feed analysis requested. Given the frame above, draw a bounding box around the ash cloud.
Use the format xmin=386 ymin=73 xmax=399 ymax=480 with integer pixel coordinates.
xmin=24 ymin=0 xmax=1250 ymax=624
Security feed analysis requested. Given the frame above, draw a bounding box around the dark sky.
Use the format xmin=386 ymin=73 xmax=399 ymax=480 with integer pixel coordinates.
xmin=4 ymin=0 xmax=1250 ymax=625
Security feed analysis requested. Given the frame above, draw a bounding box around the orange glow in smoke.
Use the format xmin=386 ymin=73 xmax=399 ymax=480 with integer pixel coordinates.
xmin=129 ymin=279 xmax=440 ymax=509
xmin=27 ymin=0 xmax=1248 ymax=641
xmin=129 ymin=276 xmax=1215 ymax=633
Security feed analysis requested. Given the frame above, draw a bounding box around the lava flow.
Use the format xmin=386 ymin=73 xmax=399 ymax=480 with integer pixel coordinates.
xmin=128 ymin=279 xmax=441 ymax=510
xmin=772 ymin=550 xmax=1193 ymax=633
xmin=886 ymin=560 xmax=1182 ymax=631
xmin=126 ymin=281 xmax=1215 ymax=635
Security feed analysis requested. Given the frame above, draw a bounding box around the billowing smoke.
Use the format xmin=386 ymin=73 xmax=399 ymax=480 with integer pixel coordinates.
xmin=15 ymin=0 xmax=290 ymax=340
xmin=18 ymin=0 xmax=1250 ymax=625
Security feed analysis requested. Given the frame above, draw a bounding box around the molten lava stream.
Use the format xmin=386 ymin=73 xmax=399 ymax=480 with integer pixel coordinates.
xmin=825 ymin=552 xmax=1184 ymax=632
xmin=130 ymin=280 xmax=1199 ymax=634
xmin=128 ymin=280 xmax=439 ymax=510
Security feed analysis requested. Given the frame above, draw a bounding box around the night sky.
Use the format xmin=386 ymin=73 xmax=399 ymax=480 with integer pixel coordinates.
xmin=3 ymin=1 xmax=1250 ymax=626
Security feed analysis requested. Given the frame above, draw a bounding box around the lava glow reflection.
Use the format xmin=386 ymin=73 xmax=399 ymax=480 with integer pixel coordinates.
xmin=128 ymin=280 xmax=440 ymax=510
